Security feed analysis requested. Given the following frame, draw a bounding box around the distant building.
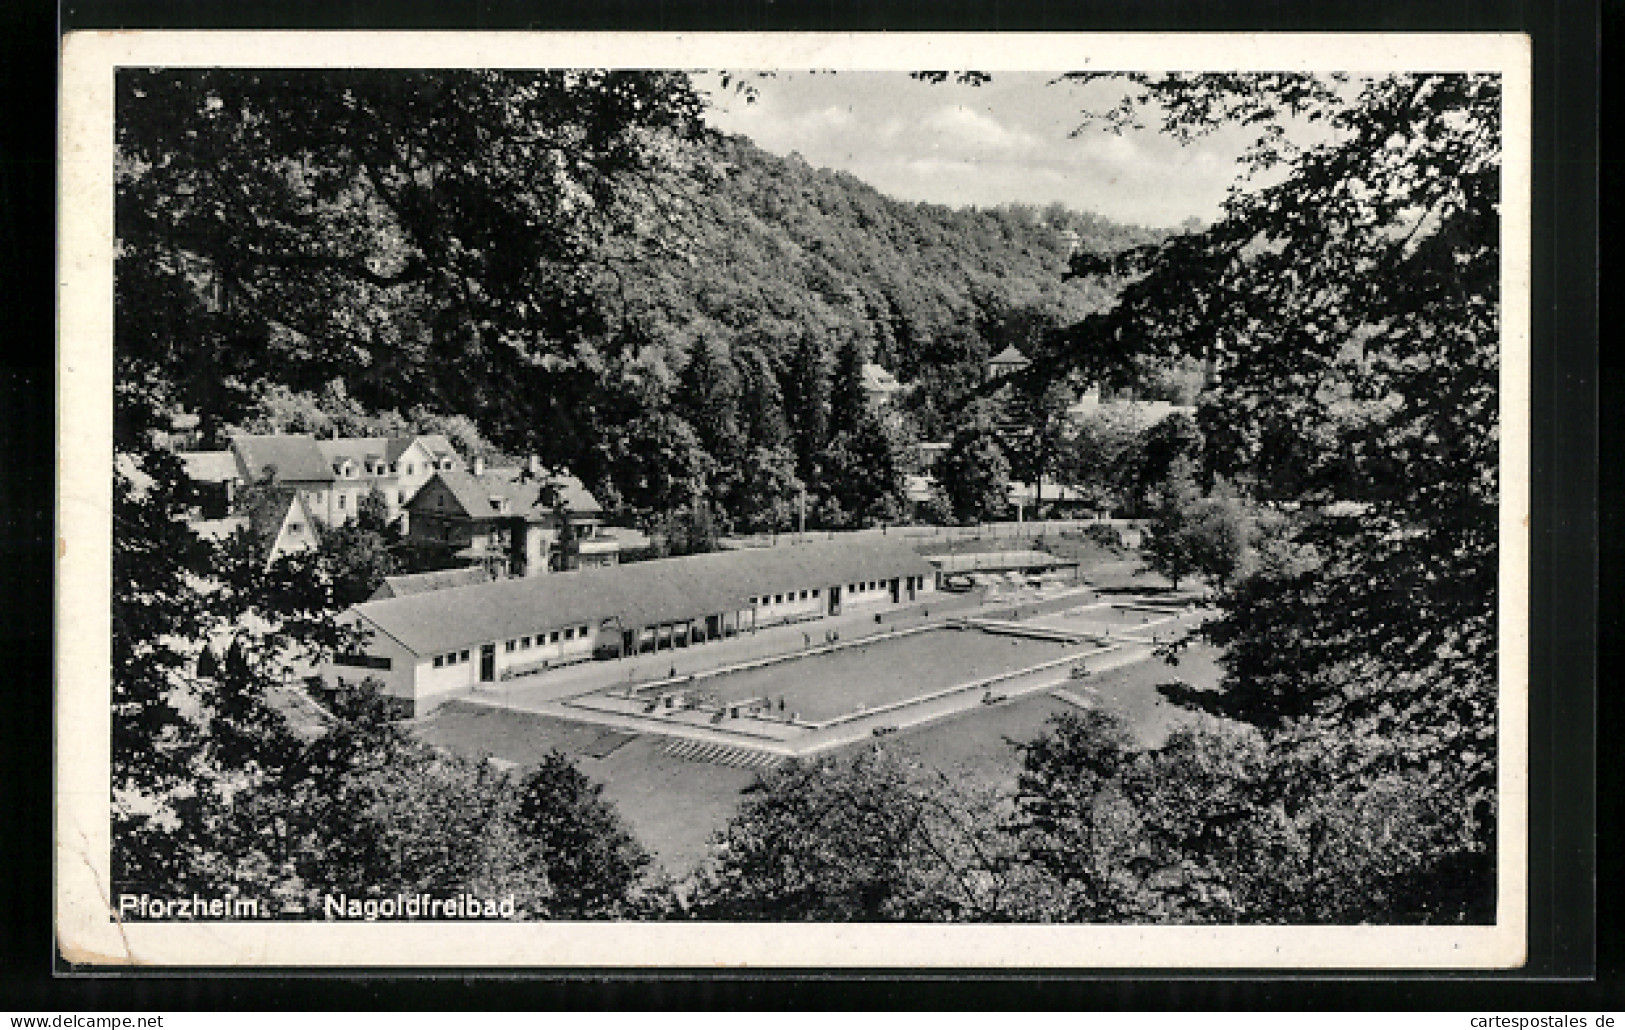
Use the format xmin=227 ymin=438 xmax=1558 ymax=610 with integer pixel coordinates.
xmin=986 ymin=345 xmax=1031 ymax=381
xmin=382 ymin=434 xmax=463 ymax=527
xmin=1007 ymin=480 xmax=1095 ymax=517
xmin=403 ymin=460 xmax=615 ymax=578
xmin=1067 ymin=388 xmax=1195 ymax=428
xmin=324 ymin=537 xmax=938 ymax=715
xmin=191 ymin=487 xmax=320 ymax=568
xmin=860 ymin=362 xmax=904 ymax=409
xmin=369 ymin=566 xmax=494 ymax=601
xmin=916 ymin=441 xmax=950 ymax=472
xmin=229 ymin=434 xmax=340 ymax=525
xmin=222 ymin=431 xmax=465 ymax=531
xmin=315 ymin=437 xmax=397 ymax=525
xmin=178 ymin=450 xmax=241 ymax=518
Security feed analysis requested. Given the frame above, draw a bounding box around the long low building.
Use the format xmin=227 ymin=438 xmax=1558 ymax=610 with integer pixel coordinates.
xmin=324 ymin=537 xmax=939 ymax=715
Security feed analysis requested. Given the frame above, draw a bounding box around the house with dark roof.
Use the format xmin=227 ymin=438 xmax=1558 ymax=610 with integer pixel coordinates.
xmin=383 ymin=434 xmax=463 ymax=528
xmin=403 ymin=461 xmax=615 ymax=577
xmin=226 ymin=432 xmax=466 ymax=531
xmin=229 ymin=435 xmax=339 ymax=525
xmin=191 ymin=487 xmax=319 ymax=567
xmin=987 ymin=345 xmax=1032 ymax=380
xmin=324 ymin=536 xmax=939 ymax=714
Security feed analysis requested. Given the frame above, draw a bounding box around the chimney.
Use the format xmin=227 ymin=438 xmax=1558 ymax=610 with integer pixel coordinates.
xmin=527 ymin=455 xmax=542 ymax=478
xmin=472 ymin=455 xmax=485 ymax=477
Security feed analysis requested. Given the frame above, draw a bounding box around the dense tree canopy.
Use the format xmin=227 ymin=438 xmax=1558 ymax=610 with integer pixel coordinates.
xmin=1052 ymin=72 xmax=1503 ymax=915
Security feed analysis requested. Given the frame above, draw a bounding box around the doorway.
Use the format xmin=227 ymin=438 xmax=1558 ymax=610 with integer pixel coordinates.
xmin=890 ymin=577 xmax=901 ymax=603
xmin=828 ymin=585 xmax=842 ymax=615
xmin=479 ymin=643 xmax=496 ymax=682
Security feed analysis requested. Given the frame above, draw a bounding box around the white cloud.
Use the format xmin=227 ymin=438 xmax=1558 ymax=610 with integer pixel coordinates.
xmin=919 ymin=105 xmax=1040 ymax=151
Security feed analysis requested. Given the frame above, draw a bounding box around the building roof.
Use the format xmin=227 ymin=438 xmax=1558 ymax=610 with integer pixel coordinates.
xmin=191 ymin=488 xmax=312 ymax=561
xmin=231 ymin=434 xmax=335 ymax=484
xmin=861 ymin=362 xmax=902 ymax=392
xmin=180 ymin=450 xmax=241 ymax=484
xmin=350 ymin=536 xmax=936 ymax=657
xmin=243 ymin=488 xmax=310 ymax=544
xmin=416 ymin=466 xmax=603 ymax=521
xmin=371 ymin=566 xmax=494 ymax=601
xmin=316 ymin=437 xmax=393 ymax=476
xmin=384 ymin=433 xmax=458 ymax=464
xmin=988 ymin=345 xmax=1031 ymax=368
xmin=926 ymin=550 xmax=1073 ymax=573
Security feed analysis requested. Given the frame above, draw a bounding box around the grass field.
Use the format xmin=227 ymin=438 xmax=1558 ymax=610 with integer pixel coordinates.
xmin=865 ymin=641 xmax=1230 ymax=789
xmin=691 ymin=627 xmax=1080 ymax=722
xmin=413 ymin=704 xmax=759 ymax=875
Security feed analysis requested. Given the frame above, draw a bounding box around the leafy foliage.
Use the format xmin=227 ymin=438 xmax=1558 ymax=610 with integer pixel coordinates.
xmin=1050 ymin=72 xmax=1502 ymax=915
xmin=936 ymin=403 xmax=1013 ymax=523
xmin=686 ymin=747 xmax=1018 ymax=921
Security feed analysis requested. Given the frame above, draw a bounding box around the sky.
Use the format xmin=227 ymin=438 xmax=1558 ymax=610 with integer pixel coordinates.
xmin=697 ymin=71 xmax=1272 ymax=229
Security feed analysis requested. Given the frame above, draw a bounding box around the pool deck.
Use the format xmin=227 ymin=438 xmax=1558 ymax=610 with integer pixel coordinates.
xmin=453 ymin=636 xmax=1154 ymax=759
xmin=426 ymin=587 xmax=1210 ymax=761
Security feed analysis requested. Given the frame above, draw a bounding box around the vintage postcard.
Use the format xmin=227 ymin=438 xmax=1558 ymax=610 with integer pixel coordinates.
xmin=57 ymin=31 xmax=1530 ymax=968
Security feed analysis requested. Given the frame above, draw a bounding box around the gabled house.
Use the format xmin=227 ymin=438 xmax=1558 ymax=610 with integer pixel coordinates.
xmin=383 ymin=433 xmax=463 ymax=520
xmin=860 ymin=362 xmax=904 ymax=409
xmin=229 ymin=434 xmax=338 ymax=526
xmin=191 ymin=487 xmax=320 ymax=568
xmin=987 ymin=345 xmax=1032 ymax=381
xmin=403 ymin=462 xmax=615 ymax=578
xmin=228 ymin=432 xmax=467 ymax=531
xmin=315 ymin=437 xmax=397 ymax=525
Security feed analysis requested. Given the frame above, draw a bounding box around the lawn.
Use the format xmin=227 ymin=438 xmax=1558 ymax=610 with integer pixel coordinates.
xmin=874 ymin=641 xmax=1231 ymax=791
xmin=694 ymin=627 xmax=1080 ymax=723
xmin=412 ymin=703 xmax=760 ymax=876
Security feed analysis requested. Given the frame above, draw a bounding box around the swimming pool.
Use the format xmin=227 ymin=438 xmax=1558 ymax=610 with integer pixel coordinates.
xmin=686 ymin=626 xmax=1084 ymax=723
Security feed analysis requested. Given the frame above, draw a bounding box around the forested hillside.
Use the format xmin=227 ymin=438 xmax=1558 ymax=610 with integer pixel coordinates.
xmin=119 ymin=71 xmax=1165 ymax=536
xmin=606 ymin=135 xmax=1159 ymax=380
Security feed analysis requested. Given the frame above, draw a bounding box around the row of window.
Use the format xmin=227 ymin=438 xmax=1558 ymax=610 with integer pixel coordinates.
xmin=744 ymin=579 xmax=904 ymax=607
xmin=503 ymin=624 xmax=592 ymax=653
xmin=432 ymin=649 xmax=472 ymax=668
xmin=338 ymin=458 xmax=455 ymax=479
xmin=750 ymin=588 xmax=821 ymax=606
